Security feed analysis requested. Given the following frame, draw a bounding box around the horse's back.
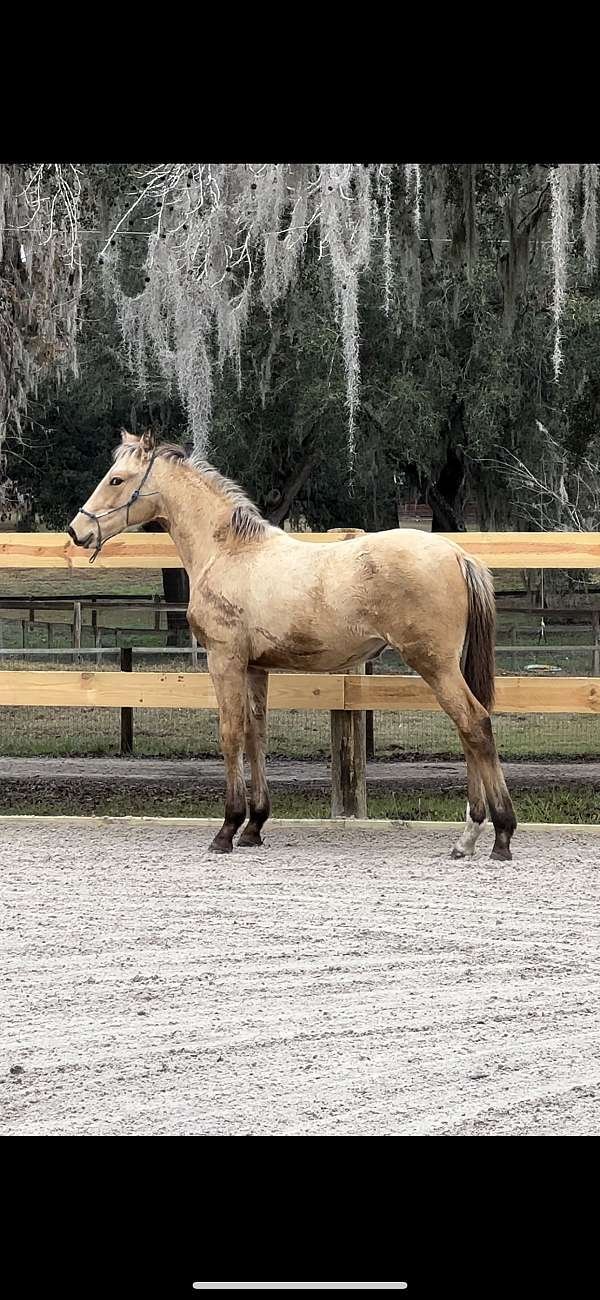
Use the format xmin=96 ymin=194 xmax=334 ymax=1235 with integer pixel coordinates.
xmin=262 ymin=525 xmax=467 ymax=621
xmin=274 ymin=525 xmax=465 ymax=574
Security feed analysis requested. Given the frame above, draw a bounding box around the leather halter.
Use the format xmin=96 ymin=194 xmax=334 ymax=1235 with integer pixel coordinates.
xmin=78 ymin=450 xmax=159 ymax=563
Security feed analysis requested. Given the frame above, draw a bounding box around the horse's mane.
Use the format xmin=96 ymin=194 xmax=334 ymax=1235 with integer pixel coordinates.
xmin=113 ymin=440 xmax=269 ymax=541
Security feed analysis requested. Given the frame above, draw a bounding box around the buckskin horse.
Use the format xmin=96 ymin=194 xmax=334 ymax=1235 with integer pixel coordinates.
xmin=68 ymin=431 xmax=517 ymax=860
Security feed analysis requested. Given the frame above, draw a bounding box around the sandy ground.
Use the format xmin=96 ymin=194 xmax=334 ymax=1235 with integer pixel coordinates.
xmin=1 ymin=819 xmax=599 ymax=1136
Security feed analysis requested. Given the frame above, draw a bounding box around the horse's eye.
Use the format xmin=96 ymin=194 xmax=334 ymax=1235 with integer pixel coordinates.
xmin=110 ymin=477 xmax=123 ymax=487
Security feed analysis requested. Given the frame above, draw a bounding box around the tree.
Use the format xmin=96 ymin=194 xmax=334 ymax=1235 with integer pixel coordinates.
xmin=0 ymin=165 xmax=83 ymax=452
xmin=97 ymin=162 xmax=599 ymax=459
xmin=6 ymin=162 xmax=600 ymax=553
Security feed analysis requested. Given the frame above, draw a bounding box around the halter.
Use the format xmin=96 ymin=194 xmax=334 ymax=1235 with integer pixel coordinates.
xmin=79 ymin=450 xmax=159 ymax=563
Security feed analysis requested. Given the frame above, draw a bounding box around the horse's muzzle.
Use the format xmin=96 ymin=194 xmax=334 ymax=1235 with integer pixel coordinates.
xmin=67 ymin=523 xmax=93 ymax=548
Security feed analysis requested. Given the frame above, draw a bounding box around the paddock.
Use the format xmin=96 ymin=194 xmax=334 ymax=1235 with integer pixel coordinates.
xmin=2 ymin=818 xmax=599 ymax=1137
xmin=1 ymin=528 xmax=599 ymax=1135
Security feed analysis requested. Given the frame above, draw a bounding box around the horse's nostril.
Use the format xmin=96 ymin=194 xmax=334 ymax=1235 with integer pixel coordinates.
xmin=68 ymin=524 xmax=93 ymax=547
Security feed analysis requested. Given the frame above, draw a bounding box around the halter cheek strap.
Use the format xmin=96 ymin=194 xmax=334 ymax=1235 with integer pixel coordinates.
xmin=79 ymin=451 xmax=159 ymax=563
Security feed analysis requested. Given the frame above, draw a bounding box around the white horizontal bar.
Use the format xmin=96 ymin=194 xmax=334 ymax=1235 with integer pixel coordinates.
xmin=192 ymin=1287 xmax=408 ymax=1292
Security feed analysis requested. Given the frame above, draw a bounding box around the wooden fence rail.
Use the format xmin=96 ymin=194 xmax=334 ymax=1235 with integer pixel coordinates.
xmin=1 ymin=670 xmax=598 ymax=714
xmin=1 ymin=530 xmax=600 ymax=569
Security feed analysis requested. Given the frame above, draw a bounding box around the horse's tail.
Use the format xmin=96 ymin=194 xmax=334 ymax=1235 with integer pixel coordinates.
xmin=458 ymin=553 xmax=496 ymax=713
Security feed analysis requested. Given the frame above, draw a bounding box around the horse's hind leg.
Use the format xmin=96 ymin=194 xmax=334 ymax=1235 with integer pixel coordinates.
xmin=207 ymin=653 xmax=248 ymax=854
xmin=429 ymin=665 xmax=516 ymax=861
xmin=238 ymin=668 xmax=271 ymax=848
xmin=451 ymin=748 xmax=487 ymax=859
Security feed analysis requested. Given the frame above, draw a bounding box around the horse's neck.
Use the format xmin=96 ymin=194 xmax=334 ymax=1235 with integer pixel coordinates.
xmin=155 ymin=465 xmax=228 ymax=570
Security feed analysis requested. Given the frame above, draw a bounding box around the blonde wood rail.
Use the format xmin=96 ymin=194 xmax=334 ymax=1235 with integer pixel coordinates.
xmin=0 ymin=530 xmax=365 ymax=569
xmin=1 ymin=671 xmax=598 ymax=714
xmin=0 ymin=670 xmax=344 ymax=710
xmin=0 ymin=530 xmax=599 ymax=569
xmin=439 ymin=531 xmax=600 ymax=569
xmin=343 ymin=674 xmax=600 ymax=715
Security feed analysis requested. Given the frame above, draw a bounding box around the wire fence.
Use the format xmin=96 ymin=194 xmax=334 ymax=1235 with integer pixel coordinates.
xmin=0 ymin=646 xmax=598 ymax=760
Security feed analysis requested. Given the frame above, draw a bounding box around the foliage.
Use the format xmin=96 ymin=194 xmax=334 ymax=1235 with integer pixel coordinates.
xmin=5 ymin=162 xmax=600 ymax=541
xmin=0 ymin=164 xmax=84 ymax=458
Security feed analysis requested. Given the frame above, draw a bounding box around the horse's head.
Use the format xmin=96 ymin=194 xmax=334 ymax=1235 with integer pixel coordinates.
xmin=68 ymin=430 xmax=162 ymax=556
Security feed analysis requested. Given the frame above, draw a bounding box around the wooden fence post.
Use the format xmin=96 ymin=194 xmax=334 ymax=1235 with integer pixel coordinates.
xmin=120 ymin=646 xmax=134 ymax=755
xmin=365 ymin=658 xmax=375 ymax=760
xmin=592 ymin=611 xmax=600 ymax=677
xmin=91 ymin=601 xmax=101 ymax=666
xmin=73 ymin=601 xmax=82 ymax=663
xmin=330 ymin=663 xmax=367 ymax=819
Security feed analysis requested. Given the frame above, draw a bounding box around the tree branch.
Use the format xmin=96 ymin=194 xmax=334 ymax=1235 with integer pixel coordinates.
xmin=265 ymin=444 xmax=322 ymax=527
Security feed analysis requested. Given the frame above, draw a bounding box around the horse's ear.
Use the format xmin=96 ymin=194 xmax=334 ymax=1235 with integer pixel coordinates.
xmin=120 ymin=429 xmax=141 ymax=446
xmin=141 ymin=430 xmax=155 ymax=454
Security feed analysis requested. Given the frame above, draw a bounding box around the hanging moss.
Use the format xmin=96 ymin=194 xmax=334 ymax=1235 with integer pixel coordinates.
xmin=550 ymin=163 xmax=580 ymax=378
xmin=100 ymin=164 xmax=378 ymax=461
xmin=378 ymin=164 xmax=393 ymax=315
xmin=5 ymin=161 xmax=597 ymax=469
xmin=582 ymin=162 xmax=598 ymax=274
xmin=0 ymin=164 xmax=82 ymax=448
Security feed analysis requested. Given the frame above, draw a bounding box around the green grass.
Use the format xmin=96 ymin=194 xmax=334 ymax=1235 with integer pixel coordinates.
xmin=0 ymin=703 xmax=598 ymax=760
xmin=0 ymin=785 xmax=596 ymax=823
xmin=0 ymin=566 xmax=163 ymax=599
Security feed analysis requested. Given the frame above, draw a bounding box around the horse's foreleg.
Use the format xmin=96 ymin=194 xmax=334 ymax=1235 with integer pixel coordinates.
xmin=208 ymin=655 xmax=248 ymax=854
xmin=238 ymin=668 xmax=271 ymax=848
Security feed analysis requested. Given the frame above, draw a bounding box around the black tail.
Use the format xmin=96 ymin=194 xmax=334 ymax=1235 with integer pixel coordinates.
xmin=459 ymin=554 xmax=496 ymax=712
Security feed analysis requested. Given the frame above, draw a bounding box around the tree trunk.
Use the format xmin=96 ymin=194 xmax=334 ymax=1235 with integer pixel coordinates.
xmin=263 ymin=444 xmax=321 ymax=528
xmin=429 ymin=395 xmax=467 ymax=532
xmin=142 ymin=520 xmax=189 ymax=645
xmin=163 ymin=566 xmax=190 ymax=646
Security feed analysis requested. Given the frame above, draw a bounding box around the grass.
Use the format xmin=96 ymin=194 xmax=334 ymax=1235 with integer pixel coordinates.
xmin=0 ymin=703 xmax=598 ymax=760
xmin=0 ymin=566 xmax=163 ymax=599
xmin=0 ymin=785 xmax=597 ymax=823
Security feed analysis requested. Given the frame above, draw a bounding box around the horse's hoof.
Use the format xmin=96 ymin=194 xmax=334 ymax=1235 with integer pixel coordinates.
xmin=209 ymin=837 xmax=233 ymax=854
xmin=451 ymin=846 xmax=468 ymax=859
xmin=237 ymin=832 xmax=264 ymax=848
xmin=489 ymin=846 xmax=512 ymax=862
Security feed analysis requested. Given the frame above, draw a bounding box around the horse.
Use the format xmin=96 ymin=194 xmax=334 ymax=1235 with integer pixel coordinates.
xmin=68 ymin=430 xmax=517 ymax=861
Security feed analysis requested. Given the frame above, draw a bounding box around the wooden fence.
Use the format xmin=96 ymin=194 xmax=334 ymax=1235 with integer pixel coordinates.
xmin=0 ymin=667 xmax=598 ymax=713
xmin=1 ymin=529 xmax=599 ymax=568
xmin=0 ymin=531 xmax=599 ymax=815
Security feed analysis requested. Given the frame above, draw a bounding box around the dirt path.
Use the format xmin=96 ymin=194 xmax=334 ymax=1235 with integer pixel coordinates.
xmin=2 ymin=820 xmax=599 ymax=1136
xmin=1 ymin=755 xmax=598 ymax=791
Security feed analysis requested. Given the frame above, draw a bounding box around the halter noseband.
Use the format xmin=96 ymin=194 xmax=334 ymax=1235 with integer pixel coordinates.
xmin=79 ymin=450 xmax=159 ymax=563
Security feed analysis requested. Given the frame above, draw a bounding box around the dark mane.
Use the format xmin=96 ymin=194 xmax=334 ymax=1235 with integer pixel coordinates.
xmin=113 ymin=440 xmax=270 ymax=540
